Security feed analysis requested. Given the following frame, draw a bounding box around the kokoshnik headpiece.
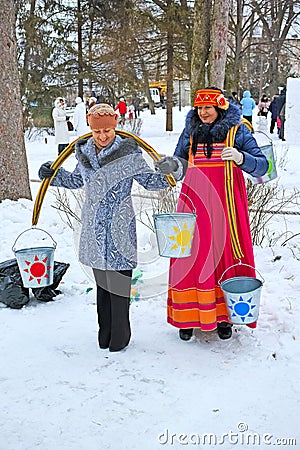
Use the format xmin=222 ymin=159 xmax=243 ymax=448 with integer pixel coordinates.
xmin=194 ymin=88 xmax=229 ymax=110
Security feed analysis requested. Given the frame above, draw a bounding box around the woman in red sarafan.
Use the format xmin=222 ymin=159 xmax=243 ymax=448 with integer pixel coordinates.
xmin=156 ymin=87 xmax=268 ymax=341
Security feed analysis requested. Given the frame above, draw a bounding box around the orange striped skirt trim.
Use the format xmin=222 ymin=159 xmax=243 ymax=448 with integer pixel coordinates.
xmin=167 ymin=287 xmax=230 ymax=331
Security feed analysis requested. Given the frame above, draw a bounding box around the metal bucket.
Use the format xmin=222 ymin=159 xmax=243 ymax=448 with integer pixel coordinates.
xmin=12 ymin=228 xmax=57 ymax=288
xmin=153 ymin=193 xmax=197 ymax=258
xmin=219 ymin=262 xmax=264 ymax=325
xmin=249 ymin=132 xmax=277 ymax=184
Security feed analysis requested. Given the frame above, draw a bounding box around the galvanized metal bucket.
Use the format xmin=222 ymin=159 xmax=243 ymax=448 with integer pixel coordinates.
xmin=12 ymin=228 xmax=57 ymax=288
xmin=153 ymin=193 xmax=197 ymax=258
xmin=219 ymin=262 xmax=264 ymax=325
xmin=249 ymin=131 xmax=277 ymax=184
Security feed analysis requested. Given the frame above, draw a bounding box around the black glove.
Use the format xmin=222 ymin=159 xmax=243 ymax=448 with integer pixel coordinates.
xmin=39 ymin=162 xmax=55 ymax=179
xmin=155 ymin=156 xmax=179 ymax=175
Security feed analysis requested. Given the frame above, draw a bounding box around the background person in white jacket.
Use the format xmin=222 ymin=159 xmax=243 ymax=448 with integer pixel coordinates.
xmin=73 ymin=96 xmax=88 ymax=137
xmin=52 ymin=97 xmax=70 ymax=154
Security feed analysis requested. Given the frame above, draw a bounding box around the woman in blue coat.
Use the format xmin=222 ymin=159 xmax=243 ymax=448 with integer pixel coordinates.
xmin=156 ymin=87 xmax=268 ymax=341
xmin=240 ymin=90 xmax=256 ymax=123
xmin=39 ymin=103 xmax=184 ymax=352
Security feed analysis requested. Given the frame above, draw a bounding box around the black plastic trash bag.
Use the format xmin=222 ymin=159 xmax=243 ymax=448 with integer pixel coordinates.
xmin=0 ymin=258 xmax=30 ymax=309
xmin=32 ymin=261 xmax=70 ymax=302
xmin=0 ymin=258 xmax=70 ymax=308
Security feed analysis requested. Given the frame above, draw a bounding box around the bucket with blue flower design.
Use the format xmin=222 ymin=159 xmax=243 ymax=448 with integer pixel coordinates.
xmin=219 ymin=262 xmax=264 ymax=325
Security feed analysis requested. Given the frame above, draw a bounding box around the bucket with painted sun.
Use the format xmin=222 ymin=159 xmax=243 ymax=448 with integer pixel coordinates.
xmin=153 ymin=193 xmax=196 ymax=258
xmin=12 ymin=228 xmax=57 ymax=288
xmin=219 ymin=262 xmax=264 ymax=325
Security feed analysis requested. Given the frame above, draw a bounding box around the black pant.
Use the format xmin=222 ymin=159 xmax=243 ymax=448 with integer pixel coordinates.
xmin=119 ymin=114 xmax=126 ymax=125
xmin=93 ymin=269 xmax=132 ymax=352
xmin=270 ymin=118 xmax=276 ymax=133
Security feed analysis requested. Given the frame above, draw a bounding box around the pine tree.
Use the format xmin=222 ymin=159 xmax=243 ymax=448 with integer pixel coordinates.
xmin=0 ymin=0 xmax=31 ymax=202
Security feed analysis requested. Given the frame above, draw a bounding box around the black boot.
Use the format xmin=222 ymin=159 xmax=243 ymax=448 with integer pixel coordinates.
xmin=98 ymin=329 xmax=109 ymax=349
xmin=108 ymin=294 xmax=131 ymax=352
xmin=217 ymin=322 xmax=232 ymax=340
xmin=96 ymin=286 xmax=111 ymax=349
xmin=179 ymin=328 xmax=193 ymax=341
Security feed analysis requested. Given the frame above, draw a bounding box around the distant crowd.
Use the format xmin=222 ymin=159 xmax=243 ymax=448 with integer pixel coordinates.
xmin=52 ymin=86 xmax=287 ymax=156
xmin=228 ymin=87 xmax=287 ymax=141
xmin=51 ymin=94 xmax=142 ymax=154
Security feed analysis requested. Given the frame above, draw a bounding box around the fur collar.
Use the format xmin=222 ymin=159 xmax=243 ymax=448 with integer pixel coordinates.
xmin=209 ymin=103 xmax=241 ymax=142
xmin=75 ymin=135 xmax=138 ymax=170
xmin=189 ymin=102 xmax=242 ymax=143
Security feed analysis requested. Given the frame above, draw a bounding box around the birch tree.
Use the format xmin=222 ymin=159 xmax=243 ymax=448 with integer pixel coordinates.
xmin=208 ymin=0 xmax=231 ymax=88
xmin=190 ymin=0 xmax=212 ymax=101
xmin=191 ymin=0 xmax=230 ymax=101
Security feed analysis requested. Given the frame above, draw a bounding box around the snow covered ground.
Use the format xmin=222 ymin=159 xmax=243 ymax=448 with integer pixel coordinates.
xmin=0 ymin=105 xmax=299 ymax=450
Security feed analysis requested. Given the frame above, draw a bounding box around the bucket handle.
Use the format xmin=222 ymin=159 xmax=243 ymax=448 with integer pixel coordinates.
xmin=218 ymin=260 xmax=265 ymax=285
xmin=253 ymin=130 xmax=272 ymax=145
xmin=158 ymin=190 xmax=196 ymax=214
xmin=155 ymin=190 xmax=196 ymax=214
xmin=178 ymin=192 xmax=196 ymax=214
xmin=12 ymin=227 xmax=57 ymax=252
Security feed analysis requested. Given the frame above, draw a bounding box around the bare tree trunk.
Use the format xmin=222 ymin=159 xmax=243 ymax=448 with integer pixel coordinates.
xmin=178 ymin=0 xmax=194 ymax=77
xmin=268 ymin=52 xmax=280 ymax=95
xmin=231 ymin=0 xmax=243 ymax=93
xmin=208 ymin=0 xmax=230 ymax=88
xmin=145 ymin=85 xmax=155 ymax=114
xmin=258 ymin=51 xmax=264 ymax=99
xmin=20 ymin=0 xmax=36 ymax=98
xmin=77 ymin=0 xmax=84 ymax=98
xmin=191 ymin=0 xmax=212 ymax=102
xmin=166 ymin=27 xmax=174 ymax=131
xmin=87 ymin=5 xmax=95 ymax=94
xmin=0 ymin=0 xmax=31 ymax=202
xmin=245 ymin=12 xmax=255 ymax=90
xmin=251 ymin=0 xmax=299 ymax=97
xmin=139 ymin=54 xmax=155 ymax=114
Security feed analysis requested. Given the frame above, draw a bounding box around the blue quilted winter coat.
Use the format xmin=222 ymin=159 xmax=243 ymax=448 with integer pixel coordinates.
xmin=41 ymin=136 xmax=182 ymax=270
xmin=174 ymin=103 xmax=268 ymax=178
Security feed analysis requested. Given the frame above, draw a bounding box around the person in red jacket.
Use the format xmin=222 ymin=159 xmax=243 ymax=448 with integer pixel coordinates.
xmin=114 ymin=97 xmax=127 ymax=125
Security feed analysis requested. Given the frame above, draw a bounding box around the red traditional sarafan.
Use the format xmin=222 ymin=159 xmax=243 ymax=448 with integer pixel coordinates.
xmin=167 ymin=142 xmax=257 ymax=331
